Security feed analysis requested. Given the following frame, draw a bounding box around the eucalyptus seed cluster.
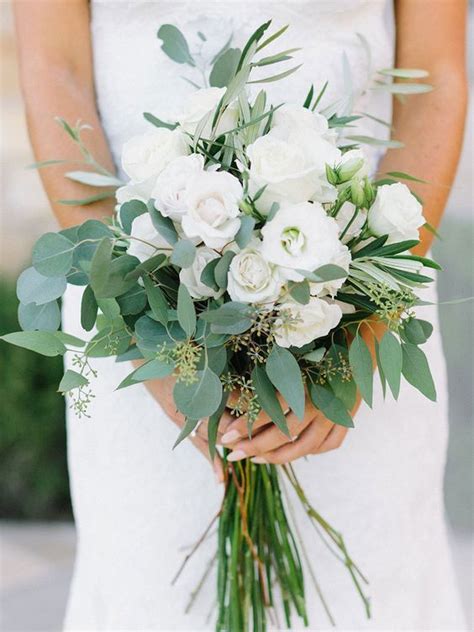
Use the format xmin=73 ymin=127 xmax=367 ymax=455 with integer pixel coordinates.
xmin=68 ymin=354 xmax=98 ymax=418
xmin=307 ymin=351 xmax=352 ymax=386
xmin=158 ymin=341 xmax=200 ymax=385
xmin=222 ymin=373 xmax=261 ymax=426
xmin=228 ymin=310 xmax=275 ymax=363
xmin=367 ymin=282 xmax=417 ymax=330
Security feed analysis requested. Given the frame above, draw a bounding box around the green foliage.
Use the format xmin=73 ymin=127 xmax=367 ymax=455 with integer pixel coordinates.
xmin=210 ymin=48 xmax=241 ymax=88
xmin=0 ymin=331 xmax=66 ymax=357
xmin=0 ymin=277 xmax=71 ymax=519
xmin=401 ymin=342 xmax=437 ymax=401
xmin=157 ymin=24 xmax=195 ymax=66
xmin=58 ymin=369 xmax=89 ymax=393
xmin=309 ymin=383 xmax=354 ymax=427
xmin=251 ymin=363 xmax=289 ymax=437
xmin=119 ymin=200 xmax=147 ymax=234
xmin=18 ymin=300 xmax=61 ymax=332
xmin=170 ymin=239 xmax=196 ymax=268
xmin=17 ymin=267 xmax=66 ymax=305
xmin=348 ymin=334 xmax=373 ymax=407
xmin=378 ymin=331 xmax=402 ymax=398
xmin=173 ymin=368 xmax=222 ymax=418
xmin=266 ymin=345 xmax=305 ymax=419
xmin=32 ymin=232 xmax=75 ymax=277
xmin=177 ymin=284 xmax=196 ymax=337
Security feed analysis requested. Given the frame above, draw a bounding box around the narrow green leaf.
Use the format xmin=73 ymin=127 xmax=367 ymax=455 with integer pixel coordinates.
xmin=143 ymin=276 xmax=169 ymax=326
xmin=401 ymin=343 xmax=436 ymax=401
xmin=379 ymin=331 xmax=402 ymax=399
xmin=348 ymin=334 xmax=373 ymax=407
xmin=143 ymin=112 xmax=178 ymax=130
xmin=265 ymin=346 xmax=305 ymax=419
xmin=374 ymin=338 xmax=387 ymax=398
xmin=208 ymin=391 xmax=229 ymax=460
xmin=116 ymin=358 xmax=174 ymax=389
xmin=58 ymin=369 xmax=89 ymax=393
xmin=0 ymin=331 xmax=66 ymax=356
xmin=177 ymin=284 xmax=196 ymax=337
xmin=89 ymin=237 xmax=113 ymax=294
xmin=309 ymin=383 xmax=354 ymax=427
xmin=65 ymin=170 xmax=122 ymax=187
xmin=58 ymin=191 xmax=116 ymax=206
xmin=251 ymin=363 xmax=290 ymax=437
xmin=173 ymin=417 xmax=200 ymax=449
xmin=80 ymin=285 xmax=98 ymax=331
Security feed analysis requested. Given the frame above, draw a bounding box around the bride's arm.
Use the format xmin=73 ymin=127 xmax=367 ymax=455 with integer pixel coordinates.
xmin=379 ymin=0 xmax=468 ymax=257
xmin=13 ymin=0 xmax=116 ymax=227
xmin=222 ymin=0 xmax=468 ymax=464
xmin=13 ymin=0 xmax=226 ymax=479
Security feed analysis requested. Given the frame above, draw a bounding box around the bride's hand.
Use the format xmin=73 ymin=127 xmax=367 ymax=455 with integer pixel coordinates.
xmin=133 ymin=363 xmax=233 ymax=482
xmin=220 ymin=392 xmax=361 ymax=465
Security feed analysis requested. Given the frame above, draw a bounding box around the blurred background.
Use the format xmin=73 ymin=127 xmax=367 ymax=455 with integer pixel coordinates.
xmin=0 ymin=1 xmax=472 ymax=630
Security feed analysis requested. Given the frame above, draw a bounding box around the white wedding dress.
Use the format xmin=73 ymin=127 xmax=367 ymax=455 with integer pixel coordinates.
xmin=62 ymin=1 xmax=466 ymax=630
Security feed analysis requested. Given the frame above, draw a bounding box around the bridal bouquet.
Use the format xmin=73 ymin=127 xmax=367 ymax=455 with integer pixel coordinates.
xmin=2 ymin=22 xmax=438 ymax=631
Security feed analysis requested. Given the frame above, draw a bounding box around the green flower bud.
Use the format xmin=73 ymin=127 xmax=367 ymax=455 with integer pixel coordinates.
xmin=350 ymin=179 xmax=365 ymax=206
xmin=363 ymin=177 xmax=375 ymax=206
xmin=325 ymin=164 xmax=338 ymax=185
xmin=338 ymin=158 xmax=364 ymax=183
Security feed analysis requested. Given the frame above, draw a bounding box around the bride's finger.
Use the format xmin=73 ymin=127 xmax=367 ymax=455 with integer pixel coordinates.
xmin=220 ymin=393 xmax=288 ymax=445
xmin=313 ymin=425 xmax=349 ymax=454
xmin=226 ymin=412 xmax=314 ymax=461
xmin=250 ymin=417 xmax=334 ymax=465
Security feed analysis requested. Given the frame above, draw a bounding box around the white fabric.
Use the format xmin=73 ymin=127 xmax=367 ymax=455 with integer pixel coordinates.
xmin=63 ymin=1 xmax=466 ymax=630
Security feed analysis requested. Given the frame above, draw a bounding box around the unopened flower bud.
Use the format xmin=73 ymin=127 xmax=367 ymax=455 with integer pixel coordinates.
xmin=325 ymin=164 xmax=338 ymax=185
xmin=338 ymin=158 xmax=364 ymax=183
xmin=363 ymin=177 xmax=375 ymax=206
xmin=350 ymin=179 xmax=365 ymax=206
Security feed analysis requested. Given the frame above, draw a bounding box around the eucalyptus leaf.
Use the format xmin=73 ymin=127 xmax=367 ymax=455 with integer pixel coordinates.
xmin=157 ymin=24 xmax=195 ymax=66
xmin=170 ymin=239 xmax=196 ymax=268
xmin=143 ymin=276 xmax=169 ymax=326
xmin=173 ymin=417 xmax=200 ymax=449
xmin=235 ymin=215 xmax=256 ymax=249
xmin=58 ymin=369 xmax=89 ymax=393
xmin=120 ymin=200 xmax=147 ymax=234
xmin=403 ymin=318 xmax=433 ymax=345
xmin=210 ymin=48 xmax=241 ymax=88
xmin=17 ymin=267 xmax=67 ymax=306
xmin=80 ymin=285 xmax=98 ymax=331
xmin=288 ymin=281 xmax=310 ymax=305
xmin=143 ymin=112 xmax=178 ymax=130
xmin=348 ymin=334 xmax=373 ymax=407
xmin=302 ymin=348 xmax=326 ymax=363
xmin=0 ymin=331 xmax=66 ymax=357
xmin=378 ymin=331 xmax=402 ymax=398
xmin=374 ymin=338 xmax=387 ymax=398
xmin=200 ymin=258 xmax=220 ymax=291
xmin=18 ymin=301 xmax=61 ymax=332
xmin=401 ymin=343 xmax=436 ymax=401
xmin=148 ymin=206 xmax=178 ymax=245
xmin=173 ymin=368 xmax=223 ymax=418
xmin=309 ymin=383 xmax=354 ymax=427
xmin=177 ymin=284 xmax=196 ymax=337
xmin=297 ymin=264 xmax=347 ymax=283
xmin=214 ymin=251 xmax=235 ymax=289
xmin=116 ymin=284 xmax=147 ymax=316
xmin=265 ymin=345 xmax=305 ymax=419
xmin=116 ymin=358 xmax=174 ymax=390
xmin=32 ymin=232 xmax=75 ymax=277
xmin=251 ymin=363 xmax=290 ymax=437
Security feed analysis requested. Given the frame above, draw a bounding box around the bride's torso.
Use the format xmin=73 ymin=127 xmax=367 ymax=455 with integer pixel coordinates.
xmin=90 ymin=1 xmax=395 ymax=173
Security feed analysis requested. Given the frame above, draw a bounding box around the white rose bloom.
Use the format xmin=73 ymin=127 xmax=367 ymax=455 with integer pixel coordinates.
xmin=181 ymin=170 xmax=243 ymax=249
xmin=261 ymin=202 xmax=342 ymax=281
xmin=274 ymin=297 xmax=342 ymax=348
xmin=152 ymin=154 xmax=204 ymax=221
xmin=179 ymin=247 xmax=223 ymax=300
xmin=115 ymin=177 xmax=155 ymax=208
xmin=335 ymin=201 xmax=367 ymax=243
xmin=271 ymin=103 xmax=337 ymax=144
xmin=178 ymin=87 xmax=238 ymax=138
xmin=127 ymin=213 xmax=170 ymax=262
xmin=310 ymin=243 xmax=351 ymax=297
xmin=246 ymin=125 xmax=341 ymax=213
xmin=121 ymin=128 xmax=189 ymax=183
xmin=227 ymin=244 xmax=283 ymax=305
xmin=368 ymin=183 xmax=424 ymax=244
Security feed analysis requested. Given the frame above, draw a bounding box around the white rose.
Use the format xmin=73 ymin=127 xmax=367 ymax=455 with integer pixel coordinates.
xmin=246 ymin=125 xmax=341 ymax=213
xmin=152 ymin=154 xmax=204 ymax=221
xmin=178 ymin=87 xmax=238 ymax=139
xmin=179 ymin=247 xmax=223 ymax=300
xmin=115 ymin=177 xmax=155 ymax=208
xmin=227 ymin=244 xmax=283 ymax=305
xmin=274 ymin=297 xmax=342 ymax=348
xmin=335 ymin=201 xmax=367 ymax=243
xmin=261 ymin=202 xmax=342 ymax=281
xmin=310 ymin=243 xmax=351 ymax=297
xmin=127 ymin=213 xmax=170 ymax=262
xmin=271 ymin=103 xmax=338 ymax=144
xmin=121 ymin=128 xmax=189 ymax=183
xmin=181 ymin=170 xmax=242 ymax=249
xmin=368 ymin=183 xmax=424 ymax=244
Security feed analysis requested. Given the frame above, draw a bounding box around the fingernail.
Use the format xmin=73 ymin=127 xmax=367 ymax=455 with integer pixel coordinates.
xmin=221 ymin=429 xmax=241 ymax=445
xmin=251 ymin=456 xmax=267 ymax=464
xmin=227 ymin=449 xmax=246 ymax=462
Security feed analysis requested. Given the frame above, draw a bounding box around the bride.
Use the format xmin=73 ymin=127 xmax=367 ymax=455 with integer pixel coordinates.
xmin=13 ymin=1 xmax=467 ymax=630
